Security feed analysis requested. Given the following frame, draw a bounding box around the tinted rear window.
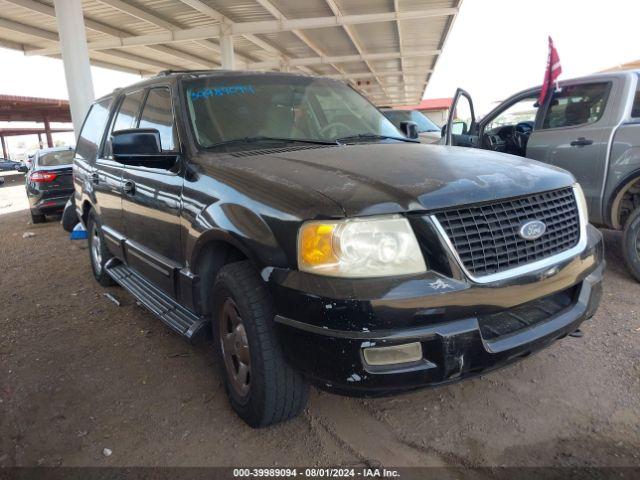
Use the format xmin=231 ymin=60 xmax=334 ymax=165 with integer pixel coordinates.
xmin=39 ymin=150 xmax=74 ymax=167
xmin=541 ymin=82 xmax=610 ymax=129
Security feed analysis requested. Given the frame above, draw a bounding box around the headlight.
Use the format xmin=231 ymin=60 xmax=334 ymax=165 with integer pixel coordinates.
xmin=297 ymin=215 xmax=427 ymax=278
xmin=573 ymin=182 xmax=588 ymax=219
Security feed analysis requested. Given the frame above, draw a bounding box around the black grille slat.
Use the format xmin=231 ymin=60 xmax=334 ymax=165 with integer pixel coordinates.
xmin=436 ymin=187 xmax=580 ymax=277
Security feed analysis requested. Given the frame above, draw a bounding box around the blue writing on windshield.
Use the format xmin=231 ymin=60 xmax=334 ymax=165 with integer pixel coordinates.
xmin=190 ymin=85 xmax=256 ymax=100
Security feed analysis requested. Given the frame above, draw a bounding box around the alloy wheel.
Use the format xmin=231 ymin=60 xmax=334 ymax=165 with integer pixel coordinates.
xmin=219 ymin=297 xmax=251 ymax=397
xmin=91 ymin=225 xmax=103 ymax=274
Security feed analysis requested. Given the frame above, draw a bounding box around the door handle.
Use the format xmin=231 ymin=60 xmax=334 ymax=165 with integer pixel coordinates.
xmin=123 ymin=180 xmax=135 ymax=196
xmin=570 ymin=137 xmax=593 ymax=147
xmin=91 ymin=173 xmax=99 ymax=184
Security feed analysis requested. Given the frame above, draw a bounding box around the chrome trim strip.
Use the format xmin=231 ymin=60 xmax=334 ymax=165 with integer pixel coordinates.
xmin=430 ymin=185 xmax=588 ymax=284
xmin=127 ymin=248 xmax=171 ymax=277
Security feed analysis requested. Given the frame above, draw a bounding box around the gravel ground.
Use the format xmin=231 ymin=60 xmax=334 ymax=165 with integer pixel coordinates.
xmin=1 ymin=170 xmax=639 ymax=468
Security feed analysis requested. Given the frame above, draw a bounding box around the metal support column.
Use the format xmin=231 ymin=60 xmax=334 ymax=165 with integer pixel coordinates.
xmin=43 ymin=117 xmax=53 ymax=147
xmin=37 ymin=133 xmax=43 ymax=149
xmin=220 ymin=32 xmax=236 ymax=70
xmin=53 ymin=0 xmax=95 ymax=135
xmin=1 ymin=136 xmax=6 ymax=159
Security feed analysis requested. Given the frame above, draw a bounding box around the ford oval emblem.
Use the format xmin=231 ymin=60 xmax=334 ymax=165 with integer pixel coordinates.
xmin=519 ymin=220 xmax=546 ymax=240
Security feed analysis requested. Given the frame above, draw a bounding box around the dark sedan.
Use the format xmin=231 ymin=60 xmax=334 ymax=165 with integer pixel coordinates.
xmin=0 ymin=158 xmax=23 ymax=171
xmin=25 ymin=146 xmax=74 ymax=223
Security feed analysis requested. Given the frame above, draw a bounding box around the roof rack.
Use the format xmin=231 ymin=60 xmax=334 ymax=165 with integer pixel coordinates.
xmin=155 ymin=69 xmax=216 ymax=77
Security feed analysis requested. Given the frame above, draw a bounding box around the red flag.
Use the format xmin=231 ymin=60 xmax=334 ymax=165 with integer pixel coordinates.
xmin=538 ymin=36 xmax=562 ymax=105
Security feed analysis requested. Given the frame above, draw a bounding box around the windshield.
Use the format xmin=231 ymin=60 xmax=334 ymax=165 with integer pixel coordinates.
xmin=38 ymin=149 xmax=74 ymax=167
xmin=383 ymin=110 xmax=439 ymax=133
xmin=184 ymin=75 xmax=401 ymax=148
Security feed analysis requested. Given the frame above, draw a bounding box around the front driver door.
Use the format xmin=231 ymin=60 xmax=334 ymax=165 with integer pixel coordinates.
xmin=444 ymin=88 xmax=479 ymax=147
xmin=121 ymin=86 xmax=184 ymax=298
xmin=94 ymin=89 xmax=145 ymax=249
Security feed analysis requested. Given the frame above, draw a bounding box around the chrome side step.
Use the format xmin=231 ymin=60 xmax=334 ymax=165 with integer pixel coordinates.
xmin=105 ymin=259 xmax=208 ymax=343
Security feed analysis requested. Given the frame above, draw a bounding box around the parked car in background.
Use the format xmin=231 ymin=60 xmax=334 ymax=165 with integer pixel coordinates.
xmin=445 ymin=70 xmax=640 ymax=281
xmin=0 ymin=158 xmax=22 ymax=171
xmin=381 ymin=108 xmax=441 ymax=143
xmin=25 ymin=146 xmax=75 ymax=223
xmin=75 ymin=71 xmax=603 ymax=427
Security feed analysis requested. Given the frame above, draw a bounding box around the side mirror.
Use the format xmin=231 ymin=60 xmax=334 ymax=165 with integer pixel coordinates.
xmin=112 ymin=129 xmax=162 ymax=159
xmin=18 ymin=165 xmax=28 ymax=173
xmin=399 ymin=121 xmax=419 ymax=139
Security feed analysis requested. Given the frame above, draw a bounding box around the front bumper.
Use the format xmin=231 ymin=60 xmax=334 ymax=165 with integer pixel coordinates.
xmin=268 ymin=225 xmax=604 ymax=395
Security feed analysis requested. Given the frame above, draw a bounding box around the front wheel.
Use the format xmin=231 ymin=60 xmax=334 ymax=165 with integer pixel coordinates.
xmin=87 ymin=210 xmax=116 ymax=287
xmin=622 ymin=206 xmax=640 ymax=282
xmin=212 ymin=261 xmax=309 ymax=427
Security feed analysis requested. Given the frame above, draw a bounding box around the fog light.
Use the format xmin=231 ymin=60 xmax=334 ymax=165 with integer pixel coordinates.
xmin=363 ymin=342 xmax=423 ymax=366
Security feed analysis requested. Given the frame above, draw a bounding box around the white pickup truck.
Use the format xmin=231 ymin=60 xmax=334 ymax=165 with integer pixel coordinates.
xmin=445 ymin=70 xmax=640 ymax=281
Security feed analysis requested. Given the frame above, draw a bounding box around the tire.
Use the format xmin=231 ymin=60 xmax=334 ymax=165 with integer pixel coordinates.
xmin=87 ymin=210 xmax=116 ymax=287
xmin=61 ymin=198 xmax=79 ymax=232
xmin=622 ymin=206 xmax=640 ymax=282
xmin=212 ymin=260 xmax=309 ymax=427
xmin=30 ymin=211 xmax=46 ymax=224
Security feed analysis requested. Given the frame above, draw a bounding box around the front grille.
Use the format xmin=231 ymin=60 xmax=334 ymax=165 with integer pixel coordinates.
xmin=478 ymin=287 xmax=577 ymax=340
xmin=435 ymin=187 xmax=580 ymax=277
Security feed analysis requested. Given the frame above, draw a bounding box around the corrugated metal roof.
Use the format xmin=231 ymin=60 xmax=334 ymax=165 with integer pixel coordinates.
xmin=0 ymin=93 xmax=71 ymax=122
xmin=0 ymin=0 xmax=463 ymax=106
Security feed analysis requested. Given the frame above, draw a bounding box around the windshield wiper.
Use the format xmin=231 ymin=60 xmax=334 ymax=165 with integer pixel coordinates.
xmin=204 ymin=136 xmax=337 ymax=149
xmin=335 ymin=133 xmax=418 ymax=144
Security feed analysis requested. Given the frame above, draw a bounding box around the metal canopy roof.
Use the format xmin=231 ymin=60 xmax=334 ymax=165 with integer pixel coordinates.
xmin=0 ymin=0 xmax=461 ymax=106
xmin=0 ymin=94 xmax=71 ymax=122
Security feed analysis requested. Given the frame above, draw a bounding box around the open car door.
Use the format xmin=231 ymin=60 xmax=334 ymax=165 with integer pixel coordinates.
xmin=443 ymin=88 xmax=479 ymax=147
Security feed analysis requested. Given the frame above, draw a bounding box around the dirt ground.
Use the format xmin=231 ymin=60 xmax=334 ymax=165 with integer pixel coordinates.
xmin=1 ymin=170 xmax=639 ymax=468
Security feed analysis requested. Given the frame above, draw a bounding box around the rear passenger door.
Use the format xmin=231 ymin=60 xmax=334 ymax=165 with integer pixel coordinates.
xmin=526 ymin=79 xmax=618 ymax=215
xmin=121 ymin=86 xmax=183 ymax=297
xmin=94 ymin=89 xmax=145 ymax=252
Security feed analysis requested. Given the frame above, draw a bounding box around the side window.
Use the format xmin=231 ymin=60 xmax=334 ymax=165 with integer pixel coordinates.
xmin=139 ymin=87 xmax=177 ymax=151
xmin=113 ymin=90 xmax=145 ymax=132
xmin=76 ymin=98 xmax=112 ymax=163
xmin=541 ymin=82 xmax=610 ymax=129
xmin=103 ymin=89 xmax=145 ymax=158
xmin=631 ymin=77 xmax=640 ymax=118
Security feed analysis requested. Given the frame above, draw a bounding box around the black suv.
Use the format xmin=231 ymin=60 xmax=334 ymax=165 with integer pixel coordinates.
xmin=74 ymin=71 xmax=604 ymax=427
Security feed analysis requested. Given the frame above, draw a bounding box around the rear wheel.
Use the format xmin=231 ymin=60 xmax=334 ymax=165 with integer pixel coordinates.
xmin=212 ymin=261 xmax=309 ymax=427
xmin=87 ymin=210 xmax=116 ymax=287
xmin=623 ymin=206 xmax=640 ymax=282
xmin=30 ymin=211 xmax=45 ymax=224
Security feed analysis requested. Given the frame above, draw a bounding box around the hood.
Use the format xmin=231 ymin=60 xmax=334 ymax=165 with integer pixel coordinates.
xmin=418 ymin=131 xmax=442 ymax=144
xmin=210 ymin=143 xmax=575 ymax=217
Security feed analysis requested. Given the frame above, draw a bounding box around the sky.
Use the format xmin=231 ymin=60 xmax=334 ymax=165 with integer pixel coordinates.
xmin=424 ymin=0 xmax=640 ymax=115
xmin=1 ymin=0 xmax=638 ymax=156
